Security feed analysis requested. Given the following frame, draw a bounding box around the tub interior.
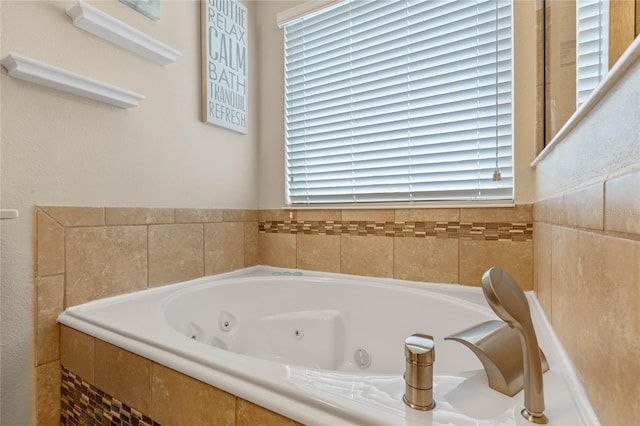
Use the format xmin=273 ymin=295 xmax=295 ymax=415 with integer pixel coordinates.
xmin=162 ymin=277 xmax=494 ymax=374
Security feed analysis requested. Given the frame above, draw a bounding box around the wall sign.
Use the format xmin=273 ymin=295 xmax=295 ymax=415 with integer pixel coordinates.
xmin=119 ymin=0 xmax=160 ymax=21
xmin=202 ymin=0 xmax=248 ymax=134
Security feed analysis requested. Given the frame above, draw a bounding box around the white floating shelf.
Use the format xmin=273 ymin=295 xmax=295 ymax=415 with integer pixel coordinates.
xmin=67 ymin=1 xmax=182 ymax=65
xmin=0 ymin=52 xmax=145 ymax=108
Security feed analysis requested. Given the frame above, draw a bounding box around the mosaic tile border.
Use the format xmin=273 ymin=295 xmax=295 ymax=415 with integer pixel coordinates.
xmin=61 ymin=366 xmax=160 ymax=426
xmin=259 ymin=220 xmax=533 ymax=241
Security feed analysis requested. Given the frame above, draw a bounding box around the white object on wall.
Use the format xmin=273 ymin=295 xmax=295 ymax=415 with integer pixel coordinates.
xmin=0 ymin=210 xmax=19 ymax=220
xmin=202 ymin=0 xmax=248 ymax=134
xmin=67 ymin=1 xmax=182 ymax=65
xmin=0 ymin=52 xmax=145 ymax=108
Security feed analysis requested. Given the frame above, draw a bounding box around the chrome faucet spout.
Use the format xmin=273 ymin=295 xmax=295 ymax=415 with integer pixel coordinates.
xmin=481 ymin=267 xmax=548 ymax=424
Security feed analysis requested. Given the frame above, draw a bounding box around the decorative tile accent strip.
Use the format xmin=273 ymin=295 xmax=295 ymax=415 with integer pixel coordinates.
xmin=61 ymin=366 xmax=160 ymax=426
xmin=259 ymin=220 xmax=533 ymax=241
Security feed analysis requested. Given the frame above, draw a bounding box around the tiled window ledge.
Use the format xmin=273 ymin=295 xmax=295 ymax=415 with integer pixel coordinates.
xmin=531 ymin=36 xmax=640 ymax=168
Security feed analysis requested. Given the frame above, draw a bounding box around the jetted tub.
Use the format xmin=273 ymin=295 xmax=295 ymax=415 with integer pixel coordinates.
xmin=58 ymin=266 xmax=598 ymax=425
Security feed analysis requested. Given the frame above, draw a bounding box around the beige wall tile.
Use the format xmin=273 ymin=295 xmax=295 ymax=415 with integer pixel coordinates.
xmin=176 ymin=208 xmax=223 ymax=223
xmin=494 ymin=204 xmax=533 ymax=223
xmin=394 ymin=237 xmax=458 ymax=283
xmin=563 ymin=183 xmax=604 ymax=230
xmin=259 ymin=209 xmax=297 ymax=221
xmin=105 ymin=207 xmax=175 ymax=225
xmin=576 ymin=232 xmax=640 ymax=425
xmin=36 ymin=210 xmax=64 ymax=276
xmin=549 ymin=226 xmax=579 ymax=359
xmin=60 ymin=326 xmax=95 ymax=383
xmin=237 ymin=398 xmax=301 ymax=426
xmin=395 ymin=208 xmax=460 ymax=222
xmin=259 ymin=233 xmax=297 ymax=268
xmin=533 ymin=222 xmax=553 ymax=319
xmin=459 ymin=240 xmax=533 ymax=289
xmin=342 ymin=209 xmax=394 ymax=222
xmin=94 ymin=340 xmax=152 ymax=414
xmin=297 ymin=234 xmax=341 ymax=273
xmin=40 ymin=206 xmax=104 ymax=227
xmin=394 ymin=209 xmax=427 ymax=222
xmin=341 ymin=235 xmax=393 ymax=278
xmin=533 ymin=196 xmax=564 ymax=224
xmin=296 ymin=209 xmax=342 ymax=221
xmin=65 ymin=226 xmax=148 ymax=306
xmin=36 ymin=275 xmax=64 ymax=365
xmin=244 ymin=222 xmax=259 ymax=266
xmin=460 ymin=205 xmax=533 ymax=223
xmin=223 ymin=209 xmax=259 ymax=222
xmin=460 ymin=208 xmax=498 ymax=223
xmin=151 ymin=363 xmax=235 ymax=425
xmin=205 ymin=222 xmax=245 ymax=275
xmin=605 ymin=171 xmax=640 ymax=235
xmin=36 ymin=361 xmax=61 ymax=426
xmin=149 ymin=224 xmax=204 ymax=286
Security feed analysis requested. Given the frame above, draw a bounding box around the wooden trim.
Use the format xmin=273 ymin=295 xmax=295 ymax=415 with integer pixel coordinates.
xmin=636 ymin=0 xmax=640 ymax=36
xmin=609 ymin=0 xmax=636 ymax=68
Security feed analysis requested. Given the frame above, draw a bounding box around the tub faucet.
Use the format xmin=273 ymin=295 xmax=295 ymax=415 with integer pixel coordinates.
xmin=481 ymin=267 xmax=548 ymax=424
xmin=403 ymin=333 xmax=435 ymax=411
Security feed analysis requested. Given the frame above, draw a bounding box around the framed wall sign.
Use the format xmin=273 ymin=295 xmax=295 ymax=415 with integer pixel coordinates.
xmin=119 ymin=0 xmax=160 ymax=21
xmin=201 ymin=0 xmax=248 ymax=134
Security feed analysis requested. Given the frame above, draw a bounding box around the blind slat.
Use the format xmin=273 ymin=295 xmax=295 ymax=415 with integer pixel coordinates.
xmin=576 ymin=0 xmax=608 ymax=107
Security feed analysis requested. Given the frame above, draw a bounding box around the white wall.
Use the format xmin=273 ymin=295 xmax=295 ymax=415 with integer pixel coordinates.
xmin=256 ymin=0 xmax=539 ymax=208
xmin=0 ymin=1 xmax=258 ymax=423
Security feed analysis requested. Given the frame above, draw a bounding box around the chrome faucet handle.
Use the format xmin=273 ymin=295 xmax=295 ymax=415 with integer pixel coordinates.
xmin=403 ymin=333 xmax=436 ymax=411
xmin=482 ymin=267 xmax=548 ymax=424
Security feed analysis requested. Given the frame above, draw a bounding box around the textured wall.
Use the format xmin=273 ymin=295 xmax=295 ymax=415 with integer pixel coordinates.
xmin=0 ymin=1 xmax=258 ymax=423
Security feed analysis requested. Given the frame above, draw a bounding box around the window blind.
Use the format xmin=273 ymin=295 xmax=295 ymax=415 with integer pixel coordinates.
xmin=283 ymin=0 xmax=513 ymax=205
xmin=576 ymin=0 xmax=608 ymax=107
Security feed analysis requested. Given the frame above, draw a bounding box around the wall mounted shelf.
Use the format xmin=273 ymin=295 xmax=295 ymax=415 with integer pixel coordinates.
xmin=0 ymin=52 xmax=145 ymax=108
xmin=67 ymin=1 xmax=182 ymax=65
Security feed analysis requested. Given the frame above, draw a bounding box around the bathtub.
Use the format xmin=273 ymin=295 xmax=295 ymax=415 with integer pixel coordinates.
xmin=58 ymin=266 xmax=598 ymax=425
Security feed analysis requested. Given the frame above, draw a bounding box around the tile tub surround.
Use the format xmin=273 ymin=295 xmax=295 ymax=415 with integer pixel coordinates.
xmin=61 ymin=367 xmax=159 ymax=426
xmin=60 ymin=326 xmax=300 ymax=426
xmin=533 ymin=170 xmax=640 ymax=426
xmin=33 ymin=206 xmax=259 ymax=425
xmin=35 ymin=205 xmax=533 ymax=424
xmin=258 ymin=206 xmax=534 ymax=289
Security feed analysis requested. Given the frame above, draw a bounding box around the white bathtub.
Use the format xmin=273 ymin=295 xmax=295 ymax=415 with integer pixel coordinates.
xmin=58 ymin=266 xmax=598 ymax=425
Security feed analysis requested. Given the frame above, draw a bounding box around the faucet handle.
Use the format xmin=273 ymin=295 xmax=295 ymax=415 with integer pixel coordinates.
xmin=403 ymin=334 xmax=436 ymax=411
xmin=405 ymin=333 xmax=435 ymax=365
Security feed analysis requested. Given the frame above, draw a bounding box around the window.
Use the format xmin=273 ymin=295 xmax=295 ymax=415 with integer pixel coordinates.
xmin=282 ymin=0 xmax=513 ymax=205
xmin=576 ymin=0 xmax=608 ymax=107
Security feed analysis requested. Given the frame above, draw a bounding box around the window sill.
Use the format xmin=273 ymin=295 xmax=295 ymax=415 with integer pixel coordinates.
xmin=283 ymin=201 xmax=517 ymax=210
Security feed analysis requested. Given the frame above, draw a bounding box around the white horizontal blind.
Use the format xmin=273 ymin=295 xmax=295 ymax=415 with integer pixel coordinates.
xmin=576 ymin=0 xmax=608 ymax=107
xmin=283 ymin=0 xmax=513 ymax=205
